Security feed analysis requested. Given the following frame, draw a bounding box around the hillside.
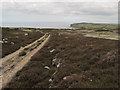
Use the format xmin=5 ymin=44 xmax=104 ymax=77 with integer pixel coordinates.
xmin=70 ymin=23 xmax=118 ymax=30
xmin=5 ymin=30 xmax=119 ymax=88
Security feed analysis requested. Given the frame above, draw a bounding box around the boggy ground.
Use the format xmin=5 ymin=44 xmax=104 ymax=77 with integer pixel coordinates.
xmin=2 ymin=28 xmax=44 ymax=57
xmin=5 ymin=30 xmax=119 ymax=88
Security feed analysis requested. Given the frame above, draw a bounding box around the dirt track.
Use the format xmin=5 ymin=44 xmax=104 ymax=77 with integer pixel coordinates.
xmin=2 ymin=34 xmax=47 ymax=64
xmin=2 ymin=28 xmax=44 ymax=58
xmin=2 ymin=34 xmax=51 ymax=88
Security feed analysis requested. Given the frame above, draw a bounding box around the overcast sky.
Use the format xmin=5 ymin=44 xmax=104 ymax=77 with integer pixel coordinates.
xmin=0 ymin=0 xmax=119 ymax=28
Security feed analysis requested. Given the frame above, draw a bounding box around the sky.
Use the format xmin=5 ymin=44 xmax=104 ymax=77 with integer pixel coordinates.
xmin=0 ymin=0 xmax=119 ymax=28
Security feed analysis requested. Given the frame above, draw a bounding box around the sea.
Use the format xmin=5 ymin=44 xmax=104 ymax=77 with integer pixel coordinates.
xmin=2 ymin=22 xmax=72 ymax=29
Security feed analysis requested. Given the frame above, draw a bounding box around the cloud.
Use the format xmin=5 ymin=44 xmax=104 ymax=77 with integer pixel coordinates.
xmin=1 ymin=0 xmax=118 ymax=24
xmin=2 ymin=2 xmax=117 ymax=15
xmin=1 ymin=0 xmax=119 ymax=2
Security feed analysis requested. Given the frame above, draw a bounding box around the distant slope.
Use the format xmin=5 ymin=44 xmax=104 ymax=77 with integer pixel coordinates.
xmin=70 ymin=23 xmax=118 ymax=30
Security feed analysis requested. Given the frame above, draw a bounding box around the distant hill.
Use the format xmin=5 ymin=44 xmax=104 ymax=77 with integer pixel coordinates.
xmin=70 ymin=23 xmax=118 ymax=30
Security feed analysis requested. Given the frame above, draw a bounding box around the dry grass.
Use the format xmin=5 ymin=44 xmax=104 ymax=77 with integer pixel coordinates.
xmin=5 ymin=30 xmax=119 ymax=88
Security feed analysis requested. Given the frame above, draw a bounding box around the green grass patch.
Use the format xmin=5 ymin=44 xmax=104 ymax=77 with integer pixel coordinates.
xmin=19 ymin=51 xmax=27 ymax=56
